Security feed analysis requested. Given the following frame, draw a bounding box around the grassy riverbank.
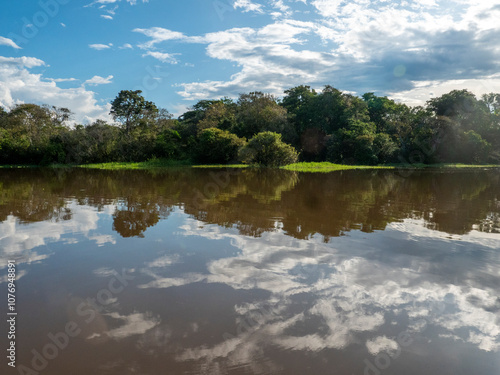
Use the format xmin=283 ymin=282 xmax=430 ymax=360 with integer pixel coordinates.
xmin=281 ymin=162 xmax=395 ymax=172
xmin=1 ymin=160 xmax=500 ymax=172
xmin=282 ymin=162 xmax=500 ymax=172
xmin=76 ymin=159 xmax=193 ymax=170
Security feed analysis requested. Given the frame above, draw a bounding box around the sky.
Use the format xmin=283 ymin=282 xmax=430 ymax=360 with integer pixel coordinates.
xmin=1 ymin=0 xmax=500 ymax=123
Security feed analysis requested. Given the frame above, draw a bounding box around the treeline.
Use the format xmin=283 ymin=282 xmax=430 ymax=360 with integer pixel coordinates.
xmin=1 ymin=87 xmax=499 ymax=166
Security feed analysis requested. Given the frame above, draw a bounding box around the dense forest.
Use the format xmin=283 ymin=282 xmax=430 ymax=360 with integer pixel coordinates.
xmin=0 ymin=86 xmax=499 ymax=166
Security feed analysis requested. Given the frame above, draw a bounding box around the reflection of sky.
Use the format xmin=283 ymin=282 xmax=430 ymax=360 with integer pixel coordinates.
xmin=1 ymin=200 xmax=500 ymax=373
xmin=137 ymin=214 xmax=500 ymax=370
xmin=0 ymin=201 xmax=117 ymax=270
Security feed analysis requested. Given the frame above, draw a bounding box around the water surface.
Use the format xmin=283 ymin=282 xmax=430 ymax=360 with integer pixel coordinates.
xmin=1 ymin=168 xmax=499 ymax=374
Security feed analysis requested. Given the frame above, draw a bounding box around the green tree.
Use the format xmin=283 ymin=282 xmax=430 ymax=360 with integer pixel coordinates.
xmin=282 ymin=85 xmax=372 ymax=161
xmin=61 ymin=120 xmax=119 ymax=164
xmin=6 ymin=104 xmax=60 ymax=146
xmin=234 ymin=92 xmax=293 ymax=141
xmin=155 ymin=129 xmax=182 ymax=160
xmin=1 ymin=104 xmax=69 ymax=164
xmin=362 ymin=93 xmax=412 ymax=134
xmin=327 ymin=119 xmax=378 ymax=165
xmin=195 ymin=128 xmax=246 ymax=164
xmin=239 ymin=131 xmax=298 ymax=167
xmin=110 ymin=90 xmax=158 ymax=133
xmin=427 ymin=90 xmax=491 ymax=134
xmin=482 ymin=93 xmax=500 ymax=116
xmin=460 ymin=130 xmax=491 ymax=163
xmin=197 ymin=101 xmax=237 ymax=132
xmin=0 ymin=106 xmax=7 ymax=123
xmin=179 ymin=98 xmax=236 ymax=137
xmin=281 ymin=85 xmax=318 ymax=138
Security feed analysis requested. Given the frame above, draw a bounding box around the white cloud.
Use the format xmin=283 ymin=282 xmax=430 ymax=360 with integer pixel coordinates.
xmin=126 ymin=0 xmax=149 ymax=4
xmin=0 ymin=56 xmax=44 ymax=68
xmin=87 ymin=0 xmax=120 ymax=5
xmin=50 ymin=77 xmax=78 ymax=83
xmin=119 ymin=43 xmax=133 ymax=49
xmin=133 ymin=27 xmax=187 ymax=49
xmin=0 ymin=56 xmax=111 ymax=123
xmin=0 ymin=36 xmax=22 ymax=49
xmin=271 ymin=0 xmax=290 ymax=13
xmin=142 ymin=51 xmax=179 ymax=64
xmin=87 ymin=0 xmax=148 ymax=6
xmin=234 ymin=0 xmax=264 ymax=13
xmin=89 ymin=43 xmax=112 ymax=50
xmin=86 ymin=0 xmax=149 ymax=22
xmin=84 ymin=74 xmax=114 ymax=86
xmin=389 ymin=75 xmax=500 ymax=107
xmin=135 ymin=22 xmax=337 ymax=100
xmin=133 ymin=0 xmax=500 ymax=103
xmin=311 ymin=0 xmax=343 ymax=17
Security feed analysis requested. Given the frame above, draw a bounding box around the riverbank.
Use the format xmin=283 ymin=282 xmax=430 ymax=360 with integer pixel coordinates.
xmin=1 ymin=160 xmax=500 ymax=172
xmin=282 ymin=162 xmax=500 ymax=172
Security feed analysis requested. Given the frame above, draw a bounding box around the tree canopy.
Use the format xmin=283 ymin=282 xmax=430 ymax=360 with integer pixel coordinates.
xmin=110 ymin=90 xmax=158 ymax=133
xmin=1 ymin=86 xmax=500 ymax=166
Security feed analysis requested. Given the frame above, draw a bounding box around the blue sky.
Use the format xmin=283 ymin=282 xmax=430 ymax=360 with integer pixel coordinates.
xmin=1 ymin=0 xmax=500 ymax=123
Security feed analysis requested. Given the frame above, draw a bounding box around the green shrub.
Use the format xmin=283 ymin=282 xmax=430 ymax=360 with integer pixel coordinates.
xmin=239 ymin=131 xmax=299 ymax=166
xmin=195 ymin=127 xmax=246 ymax=164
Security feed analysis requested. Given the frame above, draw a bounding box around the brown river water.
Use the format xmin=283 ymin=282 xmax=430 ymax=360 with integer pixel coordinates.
xmin=0 ymin=167 xmax=499 ymax=375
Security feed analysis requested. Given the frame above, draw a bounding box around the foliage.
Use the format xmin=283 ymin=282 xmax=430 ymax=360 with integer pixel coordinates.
xmin=1 ymin=87 xmax=500 ymax=167
xmin=110 ymin=90 xmax=158 ymax=133
xmin=155 ymin=129 xmax=183 ymax=160
xmin=239 ymin=131 xmax=299 ymax=166
xmin=234 ymin=92 xmax=294 ymax=142
xmin=195 ymin=127 xmax=246 ymax=164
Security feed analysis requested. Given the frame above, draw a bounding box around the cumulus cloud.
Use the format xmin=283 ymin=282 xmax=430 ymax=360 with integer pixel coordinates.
xmin=0 ymin=55 xmax=111 ymax=123
xmin=133 ymin=0 xmax=500 ymax=105
xmin=133 ymin=27 xmax=187 ymax=49
xmin=135 ymin=21 xmax=338 ymax=100
xmin=389 ymin=76 xmax=500 ymax=107
xmin=233 ymin=0 xmax=264 ymax=13
xmin=5 ymin=0 xmax=500 ymax=119
xmin=0 ymin=36 xmax=22 ymax=49
xmin=84 ymin=74 xmax=114 ymax=85
xmin=311 ymin=0 xmax=343 ymax=17
xmin=0 ymin=56 xmax=45 ymax=68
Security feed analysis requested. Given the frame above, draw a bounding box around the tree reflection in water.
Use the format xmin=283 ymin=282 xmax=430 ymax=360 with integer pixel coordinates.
xmin=0 ymin=167 xmax=499 ymax=239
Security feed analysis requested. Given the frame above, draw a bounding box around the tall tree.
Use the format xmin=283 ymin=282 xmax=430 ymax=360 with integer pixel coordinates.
xmin=110 ymin=90 xmax=158 ymax=133
xmin=234 ymin=92 xmax=292 ymax=141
